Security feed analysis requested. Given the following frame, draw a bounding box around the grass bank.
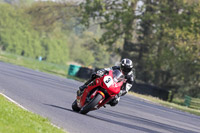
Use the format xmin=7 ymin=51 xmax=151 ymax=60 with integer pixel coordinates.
xmin=129 ymin=92 xmax=200 ymax=116
xmin=0 ymin=51 xmax=69 ymax=77
xmin=0 ymin=94 xmax=66 ymax=133
xmin=0 ymin=51 xmax=86 ymax=82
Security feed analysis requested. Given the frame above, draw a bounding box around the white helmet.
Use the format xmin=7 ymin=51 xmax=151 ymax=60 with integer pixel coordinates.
xmin=120 ymin=58 xmax=133 ymax=75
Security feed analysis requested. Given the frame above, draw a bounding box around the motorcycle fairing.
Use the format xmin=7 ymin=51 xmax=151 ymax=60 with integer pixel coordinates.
xmin=77 ymin=70 xmax=123 ymax=109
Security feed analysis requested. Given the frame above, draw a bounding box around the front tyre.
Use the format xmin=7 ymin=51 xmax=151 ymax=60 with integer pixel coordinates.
xmin=79 ymin=93 xmax=103 ymax=114
xmin=72 ymin=100 xmax=80 ymax=112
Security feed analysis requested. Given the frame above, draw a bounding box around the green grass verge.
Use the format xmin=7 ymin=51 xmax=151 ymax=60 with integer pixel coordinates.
xmin=129 ymin=92 xmax=200 ymax=116
xmin=0 ymin=94 xmax=66 ymax=133
xmin=0 ymin=51 xmax=86 ymax=82
xmin=0 ymin=51 xmax=69 ymax=77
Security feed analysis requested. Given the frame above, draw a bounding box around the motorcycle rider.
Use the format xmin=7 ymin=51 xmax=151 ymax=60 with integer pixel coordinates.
xmin=78 ymin=58 xmax=135 ymax=106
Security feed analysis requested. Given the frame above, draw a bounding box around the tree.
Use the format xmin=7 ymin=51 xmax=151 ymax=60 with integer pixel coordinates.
xmin=0 ymin=3 xmax=43 ymax=58
xmin=68 ymin=29 xmax=111 ymax=68
xmin=81 ymin=0 xmax=200 ymax=97
xmin=81 ymin=0 xmax=138 ymax=57
xmin=27 ymin=1 xmax=80 ymax=32
xmin=138 ymin=0 xmax=200 ymax=97
xmin=0 ymin=3 xmax=70 ymax=64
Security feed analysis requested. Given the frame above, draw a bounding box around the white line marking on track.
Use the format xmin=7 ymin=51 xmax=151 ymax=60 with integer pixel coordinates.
xmin=0 ymin=93 xmax=28 ymax=111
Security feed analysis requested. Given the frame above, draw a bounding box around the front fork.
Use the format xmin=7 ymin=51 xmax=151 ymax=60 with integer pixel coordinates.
xmin=90 ymin=90 xmax=105 ymax=104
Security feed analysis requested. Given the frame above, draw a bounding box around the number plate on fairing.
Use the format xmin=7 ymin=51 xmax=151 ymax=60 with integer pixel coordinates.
xmin=103 ymin=76 xmax=113 ymax=88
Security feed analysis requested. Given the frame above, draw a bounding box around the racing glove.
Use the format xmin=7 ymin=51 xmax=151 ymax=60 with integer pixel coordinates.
xmin=96 ymin=69 xmax=106 ymax=77
xmin=118 ymin=83 xmax=133 ymax=97
xmin=118 ymin=90 xmax=127 ymax=97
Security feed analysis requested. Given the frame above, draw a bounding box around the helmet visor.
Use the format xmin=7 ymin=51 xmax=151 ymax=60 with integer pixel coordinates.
xmin=121 ymin=67 xmax=132 ymax=74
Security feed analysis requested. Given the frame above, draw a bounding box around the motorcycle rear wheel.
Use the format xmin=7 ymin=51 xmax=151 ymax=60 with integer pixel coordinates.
xmin=79 ymin=93 xmax=103 ymax=114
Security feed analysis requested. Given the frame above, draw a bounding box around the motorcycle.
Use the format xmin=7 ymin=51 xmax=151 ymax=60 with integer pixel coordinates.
xmin=72 ymin=69 xmax=125 ymax=114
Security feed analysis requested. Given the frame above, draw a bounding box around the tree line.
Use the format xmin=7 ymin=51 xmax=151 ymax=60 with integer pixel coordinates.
xmin=0 ymin=2 xmax=69 ymax=64
xmin=0 ymin=1 xmax=113 ymax=68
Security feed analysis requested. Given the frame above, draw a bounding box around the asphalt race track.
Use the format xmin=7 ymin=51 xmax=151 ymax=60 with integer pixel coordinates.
xmin=0 ymin=61 xmax=200 ymax=133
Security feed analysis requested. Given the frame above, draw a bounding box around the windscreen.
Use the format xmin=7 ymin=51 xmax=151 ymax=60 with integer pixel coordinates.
xmin=113 ymin=70 xmax=124 ymax=83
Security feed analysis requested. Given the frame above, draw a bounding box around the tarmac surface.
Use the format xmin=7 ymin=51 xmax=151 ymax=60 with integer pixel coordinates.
xmin=0 ymin=61 xmax=200 ymax=133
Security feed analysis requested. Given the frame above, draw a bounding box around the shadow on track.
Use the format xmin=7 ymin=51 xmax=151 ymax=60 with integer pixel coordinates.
xmin=87 ymin=114 xmax=162 ymax=133
xmin=43 ymin=103 xmax=161 ymax=133
xmin=43 ymin=103 xmax=198 ymax=133
xmin=43 ymin=103 xmax=75 ymax=113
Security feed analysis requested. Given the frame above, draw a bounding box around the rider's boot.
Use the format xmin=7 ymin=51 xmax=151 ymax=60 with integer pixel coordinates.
xmin=109 ymin=97 xmax=120 ymax=106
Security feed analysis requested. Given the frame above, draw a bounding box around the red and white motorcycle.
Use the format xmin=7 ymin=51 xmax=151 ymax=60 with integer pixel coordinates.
xmin=72 ymin=69 xmax=124 ymax=114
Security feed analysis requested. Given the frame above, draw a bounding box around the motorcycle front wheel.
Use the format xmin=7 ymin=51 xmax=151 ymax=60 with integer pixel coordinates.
xmin=79 ymin=93 xmax=103 ymax=114
xmin=72 ymin=100 xmax=80 ymax=112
